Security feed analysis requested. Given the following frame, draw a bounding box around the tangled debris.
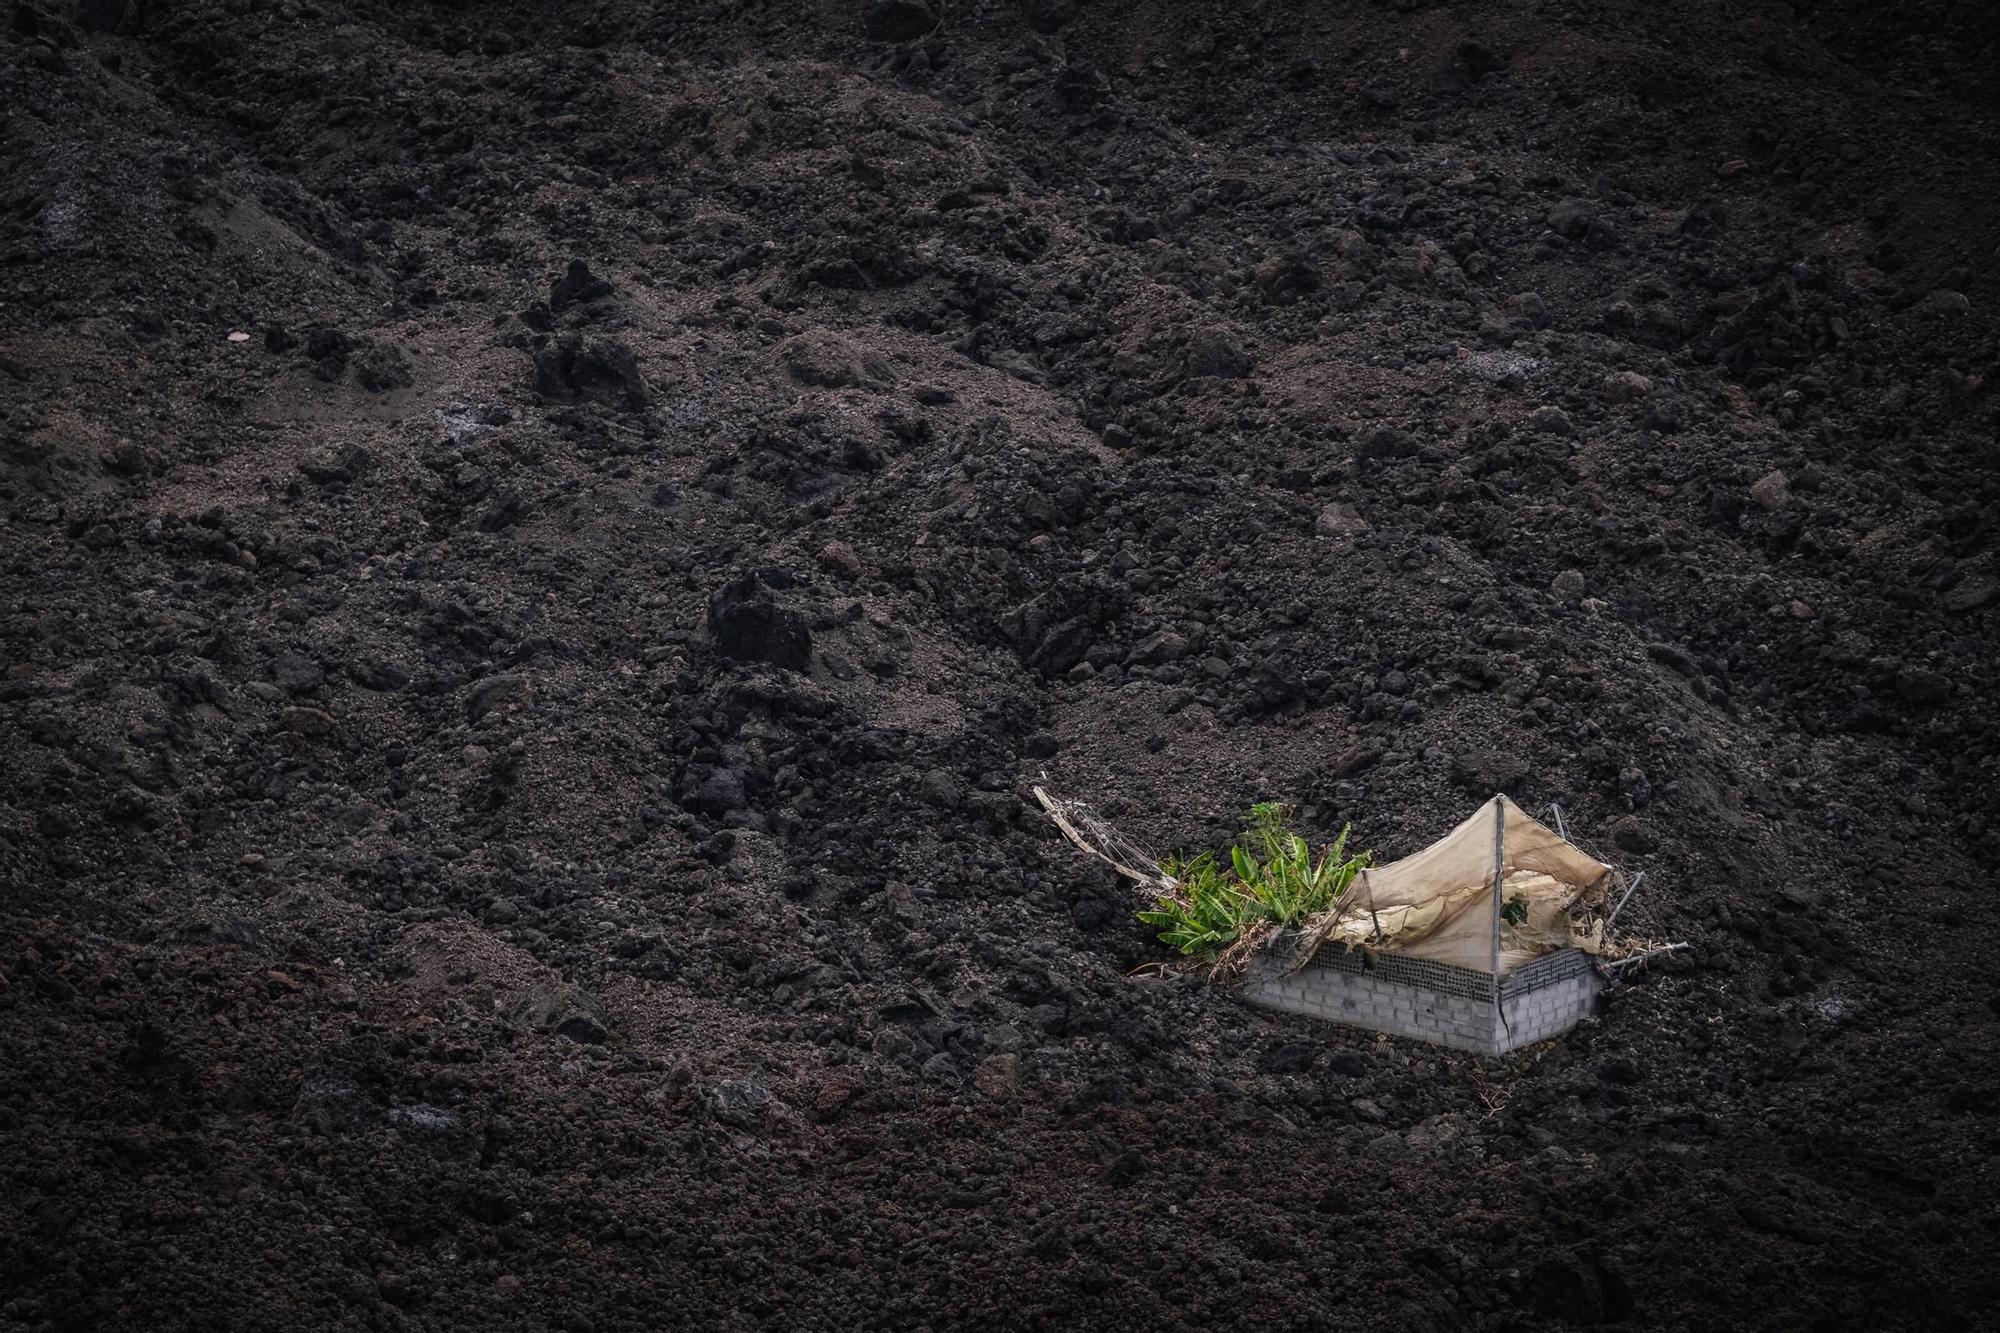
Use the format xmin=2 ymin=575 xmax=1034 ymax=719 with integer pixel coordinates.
xmin=1037 ymin=785 xmax=1685 ymax=982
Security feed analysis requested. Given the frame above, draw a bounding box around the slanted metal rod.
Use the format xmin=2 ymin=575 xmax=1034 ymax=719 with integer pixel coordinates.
xmin=1604 ymin=870 xmax=1646 ymax=933
xmin=1551 ymin=803 xmax=1568 ymax=841
xmin=1361 ymin=867 xmax=1384 ymax=942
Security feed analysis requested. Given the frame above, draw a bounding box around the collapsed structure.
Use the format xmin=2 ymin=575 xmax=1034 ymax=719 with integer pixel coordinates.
xmin=1040 ymin=788 xmax=1681 ymax=1056
xmin=1315 ymin=794 xmax=1613 ymax=972
xmin=1246 ymin=795 xmax=1623 ymax=1054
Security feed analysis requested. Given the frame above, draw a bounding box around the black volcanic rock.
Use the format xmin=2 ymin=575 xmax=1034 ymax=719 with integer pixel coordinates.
xmin=3 ymin=1 xmax=1997 ymax=1329
xmin=861 ymin=0 xmax=936 ymax=42
xmin=549 ymin=258 xmax=614 ymax=312
xmin=709 ymin=575 xmax=812 ymax=670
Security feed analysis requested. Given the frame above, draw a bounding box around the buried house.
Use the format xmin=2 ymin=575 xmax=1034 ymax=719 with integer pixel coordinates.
xmin=1242 ymin=795 xmax=1626 ymax=1055
xmin=1040 ymin=790 xmax=1680 ymax=1056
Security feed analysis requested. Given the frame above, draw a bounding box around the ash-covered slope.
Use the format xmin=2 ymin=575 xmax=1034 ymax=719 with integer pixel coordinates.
xmin=2 ymin=1 xmax=1997 ymax=1329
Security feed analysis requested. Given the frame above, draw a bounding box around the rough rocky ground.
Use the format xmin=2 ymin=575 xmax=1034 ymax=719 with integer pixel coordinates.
xmin=2 ymin=0 xmax=1998 ymax=1328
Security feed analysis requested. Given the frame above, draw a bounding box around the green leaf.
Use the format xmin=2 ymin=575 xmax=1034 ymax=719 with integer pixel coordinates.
xmin=1231 ymin=844 xmax=1258 ymax=886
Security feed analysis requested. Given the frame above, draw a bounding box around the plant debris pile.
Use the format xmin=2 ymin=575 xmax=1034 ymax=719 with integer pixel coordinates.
xmin=1138 ymin=802 xmax=1371 ymax=968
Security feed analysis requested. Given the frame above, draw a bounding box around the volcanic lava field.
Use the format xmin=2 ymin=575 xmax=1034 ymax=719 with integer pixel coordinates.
xmin=3 ymin=1 xmax=1998 ymax=1329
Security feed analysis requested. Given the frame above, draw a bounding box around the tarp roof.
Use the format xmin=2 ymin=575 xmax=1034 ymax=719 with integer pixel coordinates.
xmin=1335 ymin=795 xmax=1614 ymax=975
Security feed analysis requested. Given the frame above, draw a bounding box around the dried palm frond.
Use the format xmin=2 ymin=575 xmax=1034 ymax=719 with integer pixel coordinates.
xmin=1032 ymin=785 xmax=1177 ymax=895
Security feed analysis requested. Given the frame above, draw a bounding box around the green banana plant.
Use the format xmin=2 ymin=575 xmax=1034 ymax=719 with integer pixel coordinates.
xmin=1139 ymin=807 xmax=1372 ymax=960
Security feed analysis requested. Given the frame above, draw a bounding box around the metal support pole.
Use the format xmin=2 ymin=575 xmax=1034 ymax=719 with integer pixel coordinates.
xmin=1605 ymin=870 xmax=1646 ymax=934
xmin=1491 ymin=795 xmax=1507 ymax=1032
xmin=1551 ymin=802 xmax=1568 ymax=842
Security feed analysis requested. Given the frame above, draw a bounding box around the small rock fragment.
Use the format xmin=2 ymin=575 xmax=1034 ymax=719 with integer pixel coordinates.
xmin=354 ymin=345 xmax=414 ymax=393
xmin=276 ymin=707 xmax=335 ymax=737
xmin=467 ymin=673 xmax=534 ymax=721
xmin=1547 ymin=199 xmax=1601 ymax=239
xmin=816 ymin=540 xmax=864 ymax=579
xmin=1183 ymin=329 xmax=1253 ymax=379
xmin=1526 ymin=405 xmax=1573 ymax=435
xmin=1750 ymin=469 xmax=1790 ymax=511
xmin=780 ymin=332 xmax=893 ymax=389
xmin=1315 ymin=503 xmax=1370 ymax=538
xmin=1610 ymin=815 xmax=1657 ymax=853
xmin=1600 ymin=371 xmax=1652 ymax=402
xmin=1102 ymin=1148 xmax=1148 ymax=1186
xmin=269 ymin=652 xmax=324 ymax=695
xmin=974 ymin=1053 xmax=1020 ymax=1098
xmin=917 ymin=768 xmax=961 ymax=809
xmin=1130 ymin=630 xmax=1191 ymax=665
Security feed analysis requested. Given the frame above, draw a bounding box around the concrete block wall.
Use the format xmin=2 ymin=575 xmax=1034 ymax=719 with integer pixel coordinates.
xmin=1240 ymin=946 xmax=1602 ymax=1056
xmin=1494 ymin=971 xmax=1600 ymax=1052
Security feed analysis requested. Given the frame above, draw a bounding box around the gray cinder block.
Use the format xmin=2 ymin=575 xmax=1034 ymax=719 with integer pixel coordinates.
xmin=1239 ymin=940 xmax=1604 ymax=1055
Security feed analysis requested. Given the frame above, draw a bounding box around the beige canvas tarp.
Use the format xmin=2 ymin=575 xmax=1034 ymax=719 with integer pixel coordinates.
xmin=1324 ymin=795 xmax=1614 ymax=975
